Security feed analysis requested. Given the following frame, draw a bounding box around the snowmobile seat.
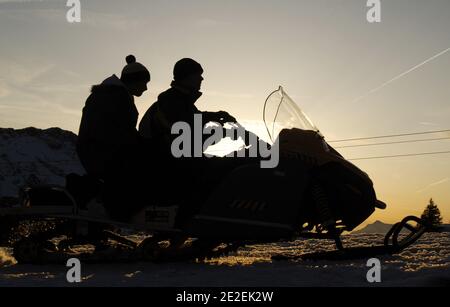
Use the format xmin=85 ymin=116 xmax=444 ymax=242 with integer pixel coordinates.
xmin=19 ymin=185 xmax=76 ymax=208
xmin=65 ymin=173 xmax=103 ymax=209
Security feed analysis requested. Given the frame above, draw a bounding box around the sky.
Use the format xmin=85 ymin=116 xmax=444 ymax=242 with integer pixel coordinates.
xmin=0 ymin=0 xmax=449 ymax=226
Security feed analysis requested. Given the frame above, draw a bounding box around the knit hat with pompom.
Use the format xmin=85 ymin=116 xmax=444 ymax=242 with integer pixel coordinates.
xmin=120 ymin=55 xmax=150 ymax=83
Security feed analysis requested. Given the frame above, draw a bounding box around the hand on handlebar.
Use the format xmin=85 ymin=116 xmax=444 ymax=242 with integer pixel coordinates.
xmin=216 ymin=111 xmax=237 ymax=125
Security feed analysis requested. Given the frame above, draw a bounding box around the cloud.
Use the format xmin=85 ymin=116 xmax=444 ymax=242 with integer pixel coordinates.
xmin=48 ymin=102 xmax=80 ymax=116
xmin=6 ymin=62 xmax=56 ymax=85
xmin=0 ymin=103 xmax=48 ymax=113
xmin=0 ymin=1 xmax=146 ymax=31
xmin=419 ymin=122 xmax=438 ymax=126
xmin=0 ymin=80 xmax=11 ymax=98
xmin=0 ymin=0 xmax=61 ymax=11
xmin=0 ymin=100 xmax=80 ymax=117
xmin=0 ymin=0 xmax=51 ymax=4
xmin=352 ymin=47 xmax=450 ymax=104
xmin=194 ymin=18 xmax=231 ymax=28
xmin=1 ymin=58 xmax=84 ymax=89
xmin=0 ymin=58 xmax=86 ymax=122
xmin=79 ymin=10 xmax=147 ymax=31
xmin=416 ymin=178 xmax=449 ymax=193
xmin=204 ymin=90 xmax=255 ymax=100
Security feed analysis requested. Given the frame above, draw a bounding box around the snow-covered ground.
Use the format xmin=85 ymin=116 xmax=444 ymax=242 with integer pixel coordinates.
xmin=0 ymin=232 xmax=449 ymax=287
xmin=1 ymin=128 xmax=448 ymax=287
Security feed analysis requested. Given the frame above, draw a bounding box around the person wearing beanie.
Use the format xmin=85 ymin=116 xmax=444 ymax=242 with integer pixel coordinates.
xmin=120 ymin=55 xmax=151 ymax=97
xmin=139 ymin=58 xmax=269 ymax=227
xmin=139 ymin=58 xmax=236 ymax=151
xmin=76 ymin=55 xmax=152 ymax=220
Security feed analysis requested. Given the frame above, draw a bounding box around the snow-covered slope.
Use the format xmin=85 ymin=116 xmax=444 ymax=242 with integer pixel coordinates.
xmin=0 ymin=127 xmax=84 ymax=201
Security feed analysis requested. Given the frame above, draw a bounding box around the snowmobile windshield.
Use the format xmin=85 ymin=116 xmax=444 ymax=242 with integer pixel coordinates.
xmin=263 ymin=86 xmax=319 ymax=142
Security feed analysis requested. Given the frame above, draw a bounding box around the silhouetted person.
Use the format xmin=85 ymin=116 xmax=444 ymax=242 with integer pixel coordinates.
xmin=77 ymin=55 xmax=150 ymax=179
xmin=139 ymin=58 xmax=236 ymax=154
xmin=138 ymin=59 xmax=268 ymax=226
xmin=76 ymin=55 xmax=152 ymax=220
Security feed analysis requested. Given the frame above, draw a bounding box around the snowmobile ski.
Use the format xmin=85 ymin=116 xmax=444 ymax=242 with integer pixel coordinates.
xmin=272 ymin=216 xmax=428 ymax=261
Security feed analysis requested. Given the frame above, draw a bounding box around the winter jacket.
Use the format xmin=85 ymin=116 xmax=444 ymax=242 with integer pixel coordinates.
xmin=139 ymin=84 xmax=225 ymax=153
xmin=77 ymin=75 xmax=140 ymax=178
xmin=139 ymin=85 xmax=201 ymax=136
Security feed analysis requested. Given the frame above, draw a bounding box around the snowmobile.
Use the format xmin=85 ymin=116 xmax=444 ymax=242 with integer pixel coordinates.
xmin=0 ymin=86 xmax=428 ymax=264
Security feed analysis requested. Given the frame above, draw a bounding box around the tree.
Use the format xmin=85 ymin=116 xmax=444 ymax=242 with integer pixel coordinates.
xmin=421 ymin=198 xmax=443 ymax=230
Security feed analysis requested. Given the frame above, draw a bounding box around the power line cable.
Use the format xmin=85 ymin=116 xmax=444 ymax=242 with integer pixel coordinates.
xmin=328 ymin=129 xmax=450 ymax=143
xmin=334 ymin=137 xmax=450 ymax=149
xmin=349 ymin=150 xmax=450 ymax=161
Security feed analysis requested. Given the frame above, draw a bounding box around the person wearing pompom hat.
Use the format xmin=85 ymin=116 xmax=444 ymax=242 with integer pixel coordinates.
xmin=77 ymin=54 xmax=150 ymax=178
xmin=76 ymin=55 xmax=153 ymax=220
xmin=120 ymin=55 xmax=151 ymax=97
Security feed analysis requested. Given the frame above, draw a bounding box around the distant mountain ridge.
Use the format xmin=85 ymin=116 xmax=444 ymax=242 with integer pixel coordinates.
xmin=354 ymin=220 xmax=450 ymax=234
xmin=353 ymin=220 xmax=393 ymax=234
xmin=0 ymin=127 xmax=84 ymax=203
